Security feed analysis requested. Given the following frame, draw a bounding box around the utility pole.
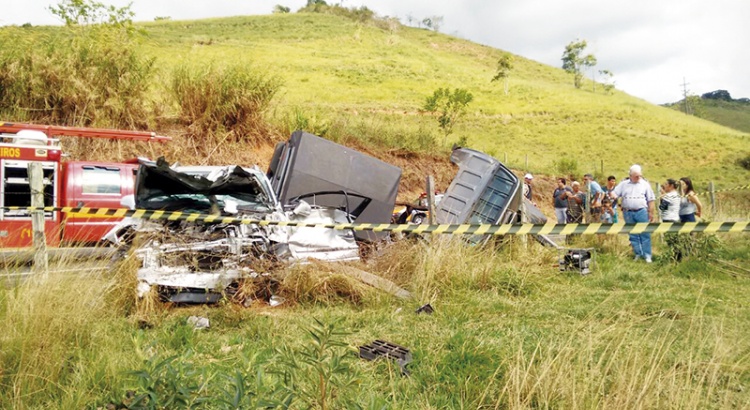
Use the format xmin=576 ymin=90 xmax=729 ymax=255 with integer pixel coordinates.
xmin=680 ymin=78 xmax=691 ymax=115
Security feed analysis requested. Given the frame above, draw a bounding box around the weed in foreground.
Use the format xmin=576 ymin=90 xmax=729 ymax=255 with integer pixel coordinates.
xmin=119 ymin=318 xmax=355 ymax=409
xmin=275 ymin=318 xmax=358 ymax=410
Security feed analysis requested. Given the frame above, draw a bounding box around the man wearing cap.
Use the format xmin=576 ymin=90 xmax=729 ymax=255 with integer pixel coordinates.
xmin=523 ymin=173 xmax=533 ymax=201
xmin=583 ymin=173 xmax=604 ymax=222
xmin=611 ymin=164 xmax=656 ymax=263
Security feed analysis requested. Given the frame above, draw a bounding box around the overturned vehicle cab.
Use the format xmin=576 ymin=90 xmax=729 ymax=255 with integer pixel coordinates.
xmin=436 ymin=147 xmax=551 ymax=245
xmin=116 ymin=157 xmax=362 ymax=303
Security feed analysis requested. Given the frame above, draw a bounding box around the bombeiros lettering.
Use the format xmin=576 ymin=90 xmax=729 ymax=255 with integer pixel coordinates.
xmin=0 ymin=147 xmax=21 ymax=158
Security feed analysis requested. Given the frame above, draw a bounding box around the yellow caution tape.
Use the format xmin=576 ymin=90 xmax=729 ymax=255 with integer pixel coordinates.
xmin=4 ymin=206 xmax=749 ymax=236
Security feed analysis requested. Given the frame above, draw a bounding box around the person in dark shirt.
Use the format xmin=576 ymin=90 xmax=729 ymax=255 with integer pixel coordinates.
xmin=553 ymin=178 xmax=573 ymax=224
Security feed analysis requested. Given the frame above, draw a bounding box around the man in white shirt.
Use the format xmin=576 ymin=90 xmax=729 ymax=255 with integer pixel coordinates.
xmin=611 ymin=164 xmax=656 ymax=263
xmin=523 ymin=173 xmax=533 ymax=202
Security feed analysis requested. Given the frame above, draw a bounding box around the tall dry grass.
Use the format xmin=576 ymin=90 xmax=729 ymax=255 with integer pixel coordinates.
xmin=169 ymin=63 xmax=281 ymax=148
xmin=370 ymin=236 xmax=553 ymax=302
xmin=0 ymin=255 xmax=139 ymax=408
xmin=0 ymin=25 xmax=154 ymax=129
xmin=485 ymin=307 xmax=747 ymax=409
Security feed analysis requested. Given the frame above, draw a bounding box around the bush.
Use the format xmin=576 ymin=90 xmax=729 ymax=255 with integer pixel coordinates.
xmin=738 ymin=154 xmax=750 ymax=171
xmin=170 ymin=64 xmax=281 ymax=144
xmin=298 ymin=2 xmax=396 ymax=28
xmin=281 ymin=107 xmax=330 ymax=138
xmin=664 ymin=233 xmax=722 ymax=262
xmin=423 ymin=87 xmax=474 ymax=141
xmin=554 ymin=158 xmax=580 ymax=179
xmin=0 ymin=10 xmax=154 ymax=128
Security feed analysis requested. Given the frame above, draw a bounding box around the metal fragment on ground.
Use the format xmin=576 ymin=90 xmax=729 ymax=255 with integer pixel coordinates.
xmin=359 ymin=339 xmax=412 ymax=376
xmin=186 ymin=316 xmax=210 ymax=329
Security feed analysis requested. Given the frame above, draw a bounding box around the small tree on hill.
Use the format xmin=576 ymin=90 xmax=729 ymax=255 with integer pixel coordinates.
xmin=49 ymin=0 xmax=134 ymax=27
xmin=561 ymin=39 xmax=597 ymax=89
xmin=273 ymin=5 xmax=291 ymax=13
xmin=423 ymin=88 xmax=473 ymax=142
xmin=421 ymin=16 xmax=443 ymax=32
xmin=491 ymin=53 xmax=514 ymax=95
xmin=598 ymin=69 xmax=615 ymax=94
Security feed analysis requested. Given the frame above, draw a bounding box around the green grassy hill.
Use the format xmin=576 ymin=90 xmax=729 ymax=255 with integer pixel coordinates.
xmin=134 ymin=12 xmax=749 ymax=189
xmin=666 ymin=98 xmax=750 ymax=134
xmin=2 ymin=11 xmax=749 ymax=190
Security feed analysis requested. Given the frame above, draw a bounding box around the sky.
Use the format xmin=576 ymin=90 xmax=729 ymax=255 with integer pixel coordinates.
xmin=2 ymin=0 xmax=749 ymax=105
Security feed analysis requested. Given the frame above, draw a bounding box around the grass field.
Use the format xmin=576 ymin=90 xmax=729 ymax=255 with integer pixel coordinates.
xmin=671 ymin=98 xmax=750 ymax=135
xmin=1 ymin=233 xmax=749 ymax=409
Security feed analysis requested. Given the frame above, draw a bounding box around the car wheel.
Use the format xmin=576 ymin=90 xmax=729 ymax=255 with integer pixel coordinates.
xmin=411 ymin=214 xmax=424 ymax=224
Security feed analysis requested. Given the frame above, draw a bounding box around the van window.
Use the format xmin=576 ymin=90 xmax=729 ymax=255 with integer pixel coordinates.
xmin=469 ymin=171 xmax=515 ymax=224
xmin=82 ymin=166 xmax=121 ymax=194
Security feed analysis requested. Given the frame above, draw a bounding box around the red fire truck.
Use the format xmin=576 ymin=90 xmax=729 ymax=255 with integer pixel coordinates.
xmin=0 ymin=122 xmax=170 ymax=248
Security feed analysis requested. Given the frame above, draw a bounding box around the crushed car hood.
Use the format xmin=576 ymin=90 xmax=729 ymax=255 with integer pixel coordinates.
xmin=135 ymin=157 xmax=275 ymax=213
xmin=116 ymin=158 xmax=362 ymax=303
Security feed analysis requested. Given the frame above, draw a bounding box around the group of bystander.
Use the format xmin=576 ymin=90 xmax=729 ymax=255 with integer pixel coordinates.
xmin=534 ymin=164 xmax=704 ymax=263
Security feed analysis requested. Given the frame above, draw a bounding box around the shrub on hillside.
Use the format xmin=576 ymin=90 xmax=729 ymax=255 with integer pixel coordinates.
xmin=554 ymin=158 xmax=580 ymax=179
xmin=423 ymin=87 xmax=474 ymax=142
xmin=0 ymin=5 xmax=154 ymax=128
xmin=297 ymin=2 xmax=399 ymax=30
xmin=170 ymin=64 xmax=281 ymax=143
xmin=738 ymin=154 xmax=750 ymax=171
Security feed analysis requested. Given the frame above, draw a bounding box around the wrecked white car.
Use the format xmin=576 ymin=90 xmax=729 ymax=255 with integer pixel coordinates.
xmin=108 ymin=157 xmax=362 ymax=303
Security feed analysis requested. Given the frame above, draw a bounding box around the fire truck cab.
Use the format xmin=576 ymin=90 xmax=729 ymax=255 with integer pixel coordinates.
xmin=0 ymin=122 xmax=169 ymax=248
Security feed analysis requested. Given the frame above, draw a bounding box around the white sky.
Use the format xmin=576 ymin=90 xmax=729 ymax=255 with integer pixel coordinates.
xmin=3 ymin=0 xmax=749 ymax=104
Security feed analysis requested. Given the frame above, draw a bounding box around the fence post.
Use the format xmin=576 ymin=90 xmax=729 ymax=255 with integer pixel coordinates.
xmin=655 ymin=183 xmax=661 ymax=222
xmin=426 ymin=175 xmax=436 ymax=225
xmin=584 ymin=180 xmax=591 ymax=223
xmin=28 ymin=162 xmax=48 ymax=276
xmin=600 ymin=159 xmax=604 ymax=176
xmin=708 ymin=181 xmax=716 ymax=218
xmin=503 ymin=152 xmax=507 ymax=163
xmin=525 ymin=154 xmax=528 ymax=171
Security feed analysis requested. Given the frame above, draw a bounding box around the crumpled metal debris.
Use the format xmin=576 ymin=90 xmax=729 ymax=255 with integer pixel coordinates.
xmin=186 ymin=316 xmax=210 ymax=329
xmin=268 ymin=295 xmax=286 ymax=307
xmin=416 ymin=303 xmax=434 ymax=314
xmin=359 ymin=339 xmax=412 ymax=376
xmin=106 ymin=158 xmax=364 ymax=304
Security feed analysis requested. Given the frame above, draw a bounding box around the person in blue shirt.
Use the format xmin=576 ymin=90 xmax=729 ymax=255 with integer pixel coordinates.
xmin=600 ymin=197 xmax=614 ymax=223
